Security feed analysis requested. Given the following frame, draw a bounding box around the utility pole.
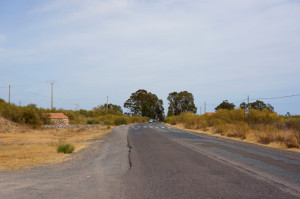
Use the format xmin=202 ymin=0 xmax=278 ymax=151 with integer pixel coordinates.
xmin=50 ymin=81 xmax=55 ymax=110
xmin=106 ymin=96 xmax=109 ymax=111
xmin=8 ymin=85 xmax=11 ymax=104
xmin=75 ymin=104 xmax=80 ymax=111
xmin=204 ymin=102 xmax=206 ymax=114
xmin=247 ymin=95 xmax=250 ymax=126
xmin=200 ymin=106 xmax=202 ymax=115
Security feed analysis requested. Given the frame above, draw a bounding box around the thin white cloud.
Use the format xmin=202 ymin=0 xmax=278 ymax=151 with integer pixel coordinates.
xmin=0 ymin=34 xmax=6 ymax=44
xmin=1 ymin=0 xmax=299 ymax=113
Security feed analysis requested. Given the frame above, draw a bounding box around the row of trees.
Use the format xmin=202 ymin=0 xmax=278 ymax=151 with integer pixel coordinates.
xmin=123 ymin=89 xmax=275 ymax=120
xmin=123 ymin=89 xmax=198 ymax=120
xmin=1 ymin=88 xmax=275 ymax=125
xmin=216 ymin=100 xmax=274 ymax=112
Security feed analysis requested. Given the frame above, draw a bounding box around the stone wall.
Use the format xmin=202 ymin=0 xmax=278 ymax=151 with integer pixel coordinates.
xmin=51 ymin=118 xmax=69 ymax=125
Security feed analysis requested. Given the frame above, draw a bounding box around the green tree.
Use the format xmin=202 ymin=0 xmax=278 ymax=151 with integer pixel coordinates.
xmin=240 ymin=102 xmax=247 ymax=109
xmin=124 ymin=89 xmax=165 ymax=120
xmin=240 ymin=100 xmax=274 ymax=112
xmin=27 ymin=104 xmax=37 ymax=109
xmin=95 ymin=104 xmax=123 ymax=113
xmin=215 ymin=100 xmax=235 ymax=111
xmin=167 ymin=91 xmax=197 ymax=116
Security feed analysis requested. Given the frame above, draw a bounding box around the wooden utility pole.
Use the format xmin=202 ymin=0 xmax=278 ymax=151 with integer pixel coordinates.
xmin=8 ymin=85 xmax=11 ymax=104
xmin=50 ymin=82 xmax=54 ymax=110
xmin=247 ymin=95 xmax=250 ymax=126
xmin=106 ymin=96 xmax=108 ymax=111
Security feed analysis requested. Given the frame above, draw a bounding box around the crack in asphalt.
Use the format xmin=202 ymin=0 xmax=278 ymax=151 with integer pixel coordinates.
xmin=127 ymin=136 xmax=133 ymax=170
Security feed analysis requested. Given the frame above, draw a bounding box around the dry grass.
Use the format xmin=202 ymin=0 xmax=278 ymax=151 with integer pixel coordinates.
xmin=168 ymin=123 xmax=300 ymax=153
xmin=166 ymin=111 xmax=300 ymax=152
xmin=0 ymin=126 xmax=110 ymax=171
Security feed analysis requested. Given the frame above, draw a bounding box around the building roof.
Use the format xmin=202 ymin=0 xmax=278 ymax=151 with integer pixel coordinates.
xmin=48 ymin=113 xmax=68 ymax=119
xmin=205 ymin=112 xmax=215 ymax=115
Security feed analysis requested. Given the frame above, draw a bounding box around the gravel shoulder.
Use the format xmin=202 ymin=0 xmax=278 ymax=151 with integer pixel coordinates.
xmin=0 ymin=126 xmax=130 ymax=199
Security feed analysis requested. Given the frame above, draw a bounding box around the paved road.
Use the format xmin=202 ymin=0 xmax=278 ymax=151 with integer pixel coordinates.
xmin=1 ymin=123 xmax=300 ymax=198
xmin=122 ymin=123 xmax=300 ymax=199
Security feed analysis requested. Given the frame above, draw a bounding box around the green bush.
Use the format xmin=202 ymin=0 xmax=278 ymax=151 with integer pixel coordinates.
xmin=104 ymin=120 xmax=113 ymax=125
xmin=0 ymin=101 xmax=45 ymax=128
xmin=130 ymin=115 xmax=147 ymax=123
xmin=57 ymin=143 xmax=75 ymax=154
xmin=21 ymin=108 xmax=42 ymax=128
xmin=114 ymin=116 xmax=128 ymax=125
xmin=87 ymin=119 xmax=100 ymax=124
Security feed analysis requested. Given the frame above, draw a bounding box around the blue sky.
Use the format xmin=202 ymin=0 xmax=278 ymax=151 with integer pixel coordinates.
xmin=0 ymin=0 xmax=299 ymax=115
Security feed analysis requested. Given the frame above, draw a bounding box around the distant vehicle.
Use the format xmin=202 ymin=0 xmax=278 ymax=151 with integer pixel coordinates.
xmin=153 ymin=119 xmax=156 ymax=122
xmin=149 ymin=119 xmax=153 ymax=123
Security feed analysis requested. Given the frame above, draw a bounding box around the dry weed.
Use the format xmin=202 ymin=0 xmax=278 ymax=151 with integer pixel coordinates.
xmin=0 ymin=126 xmax=110 ymax=171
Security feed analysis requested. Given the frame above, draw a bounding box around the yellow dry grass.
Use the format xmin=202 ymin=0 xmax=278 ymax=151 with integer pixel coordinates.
xmin=168 ymin=123 xmax=300 ymax=153
xmin=0 ymin=126 xmax=111 ymax=171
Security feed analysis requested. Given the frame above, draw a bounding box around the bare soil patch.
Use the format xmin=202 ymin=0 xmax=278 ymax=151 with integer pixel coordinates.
xmin=0 ymin=117 xmax=110 ymax=171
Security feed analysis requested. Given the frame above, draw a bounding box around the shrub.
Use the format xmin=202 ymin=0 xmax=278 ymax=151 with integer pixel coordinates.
xmin=21 ymin=108 xmax=42 ymax=128
xmin=284 ymin=134 xmax=299 ymax=148
xmin=104 ymin=120 xmax=113 ymax=125
xmin=165 ymin=116 xmax=178 ymax=125
xmin=215 ymin=125 xmax=225 ymax=135
xmin=114 ymin=116 xmax=128 ymax=125
xmin=274 ymin=135 xmax=285 ymax=143
xmin=87 ymin=119 xmax=100 ymax=124
xmin=57 ymin=143 xmax=75 ymax=154
xmin=130 ymin=115 xmax=147 ymax=123
xmin=258 ymin=135 xmax=271 ymax=144
xmin=195 ymin=118 xmax=208 ymax=130
xmin=286 ymin=118 xmax=300 ymax=132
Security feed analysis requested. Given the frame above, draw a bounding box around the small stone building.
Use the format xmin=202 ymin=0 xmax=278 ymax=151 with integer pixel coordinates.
xmin=49 ymin=113 xmax=69 ymax=125
xmin=205 ymin=112 xmax=215 ymax=115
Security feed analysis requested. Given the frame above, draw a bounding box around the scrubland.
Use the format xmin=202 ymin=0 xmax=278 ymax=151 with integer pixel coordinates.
xmin=0 ymin=99 xmax=148 ymax=128
xmin=0 ymin=99 xmax=148 ymax=171
xmin=166 ymin=109 xmax=300 ymax=151
xmin=0 ymin=125 xmax=110 ymax=171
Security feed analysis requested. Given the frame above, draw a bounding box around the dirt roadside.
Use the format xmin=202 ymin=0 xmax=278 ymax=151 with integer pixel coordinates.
xmin=0 ymin=126 xmax=130 ymax=199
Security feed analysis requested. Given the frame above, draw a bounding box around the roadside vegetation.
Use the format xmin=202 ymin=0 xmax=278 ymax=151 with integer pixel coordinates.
xmin=165 ymin=95 xmax=300 ymax=151
xmin=57 ymin=143 xmax=75 ymax=154
xmin=0 ymin=98 xmax=147 ymax=171
xmin=166 ymin=110 xmax=300 ymax=150
xmin=0 ymin=99 xmax=148 ymax=128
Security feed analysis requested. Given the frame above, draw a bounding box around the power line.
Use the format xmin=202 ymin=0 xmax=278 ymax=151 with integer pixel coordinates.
xmin=252 ymin=93 xmax=300 ymax=100
xmin=12 ymin=86 xmax=49 ymax=98
xmin=233 ymin=98 xmax=248 ymax=104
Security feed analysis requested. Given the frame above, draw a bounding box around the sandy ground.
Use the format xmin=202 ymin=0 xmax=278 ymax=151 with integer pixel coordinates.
xmin=0 ymin=116 xmax=111 ymax=171
xmin=0 ymin=126 xmax=130 ymax=199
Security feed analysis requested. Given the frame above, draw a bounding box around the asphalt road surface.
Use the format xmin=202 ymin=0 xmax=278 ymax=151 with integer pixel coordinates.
xmin=1 ymin=123 xmax=300 ymax=199
xmin=122 ymin=123 xmax=300 ymax=199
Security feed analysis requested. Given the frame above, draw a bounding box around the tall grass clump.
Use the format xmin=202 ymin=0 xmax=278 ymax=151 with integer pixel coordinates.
xmin=57 ymin=143 xmax=75 ymax=154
